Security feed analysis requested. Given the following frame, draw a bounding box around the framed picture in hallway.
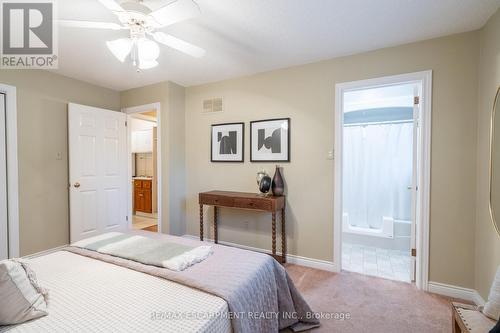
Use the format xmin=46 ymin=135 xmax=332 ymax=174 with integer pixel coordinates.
xmin=211 ymin=122 xmax=245 ymax=162
xmin=250 ymin=118 xmax=290 ymax=162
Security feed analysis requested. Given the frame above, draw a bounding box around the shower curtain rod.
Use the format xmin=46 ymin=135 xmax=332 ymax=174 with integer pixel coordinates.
xmin=344 ymin=119 xmax=413 ymax=127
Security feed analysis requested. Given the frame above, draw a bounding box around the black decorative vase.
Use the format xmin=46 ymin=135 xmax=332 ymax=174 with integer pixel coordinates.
xmin=259 ymin=176 xmax=272 ymax=194
xmin=271 ymin=165 xmax=284 ymax=196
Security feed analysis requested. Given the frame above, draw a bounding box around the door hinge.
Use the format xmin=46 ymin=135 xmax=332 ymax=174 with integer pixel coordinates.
xmin=125 ymin=121 xmax=128 ymax=127
xmin=414 ymin=96 xmax=420 ymax=105
xmin=126 ymin=216 xmax=128 ymax=222
xmin=411 ymin=248 xmax=416 ymax=257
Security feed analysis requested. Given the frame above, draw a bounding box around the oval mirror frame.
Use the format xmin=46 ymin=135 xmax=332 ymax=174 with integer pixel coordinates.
xmin=489 ymin=86 xmax=500 ymax=237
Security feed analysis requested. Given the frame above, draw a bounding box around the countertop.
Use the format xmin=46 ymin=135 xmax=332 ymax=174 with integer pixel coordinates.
xmin=133 ymin=177 xmax=153 ymax=180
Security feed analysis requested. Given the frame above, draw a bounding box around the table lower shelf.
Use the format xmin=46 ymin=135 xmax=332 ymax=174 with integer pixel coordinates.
xmin=198 ymin=201 xmax=287 ymax=264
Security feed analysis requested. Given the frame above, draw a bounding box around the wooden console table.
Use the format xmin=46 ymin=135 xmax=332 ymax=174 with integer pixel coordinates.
xmin=199 ymin=191 xmax=286 ymax=263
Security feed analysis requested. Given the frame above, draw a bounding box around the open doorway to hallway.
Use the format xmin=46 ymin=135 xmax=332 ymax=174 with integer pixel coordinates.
xmin=124 ymin=104 xmax=162 ymax=233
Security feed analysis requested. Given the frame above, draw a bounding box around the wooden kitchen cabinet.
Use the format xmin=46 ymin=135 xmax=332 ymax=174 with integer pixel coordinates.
xmin=134 ymin=179 xmax=152 ymax=213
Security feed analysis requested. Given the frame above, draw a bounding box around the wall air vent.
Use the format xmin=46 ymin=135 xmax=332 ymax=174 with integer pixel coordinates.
xmin=202 ymin=98 xmax=223 ymax=113
xmin=212 ymin=98 xmax=223 ymax=112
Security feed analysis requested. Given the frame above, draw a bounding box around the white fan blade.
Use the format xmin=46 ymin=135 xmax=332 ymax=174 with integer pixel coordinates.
xmin=149 ymin=0 xmax=200 ymax=27
xmin=97 ymin=0 xmax=125 ymax=12
xmin=58 ymin=20 xmax=124 ymax=30
xmin=152 ymin=32 xmax=205 ymax=58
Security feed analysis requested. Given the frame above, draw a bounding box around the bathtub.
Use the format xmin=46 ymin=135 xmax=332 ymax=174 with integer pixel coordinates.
xmin=342 ymin=213 xmax=411 ymax=251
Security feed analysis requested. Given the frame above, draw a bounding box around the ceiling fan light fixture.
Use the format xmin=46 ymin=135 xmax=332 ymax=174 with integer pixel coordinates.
xmin=62 ymin=0 xmax=205 ymax=70
xmin=137 ymin=38 xmax=160 ymax=61
xmin=106 ymin=38 xmax=133 ymax=62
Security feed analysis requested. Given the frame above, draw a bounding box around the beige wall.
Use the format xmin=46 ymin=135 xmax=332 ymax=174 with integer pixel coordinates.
xmin=0 ymin=19 xmax=494 ymax=292
xmin=185 ymin=32 xmax=480 ymax=288
xmin=0 ymin=70 xmax=120 ymax=256
xmin=167 ymin=83 xmax=187 ymax=236
xmin=120 ymin=81 xmax=186 ymax=235
xmin=475 ymin=9 xmax=500 ymax=299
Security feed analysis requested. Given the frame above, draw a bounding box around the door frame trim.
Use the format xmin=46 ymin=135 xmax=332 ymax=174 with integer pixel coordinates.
xmin=333 ymin=70 xmax=432 ymax=290
xmin=122 ymin=103 xmax=162 ymax=233
xmin=0 ymin=83 xmax=19 ymax=258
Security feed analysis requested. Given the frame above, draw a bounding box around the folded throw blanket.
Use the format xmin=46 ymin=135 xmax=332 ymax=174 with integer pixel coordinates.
xmin=66 ymin=231 xmax=320 ymax=333
xmin=72 ymin=232 xmax=212 ymax=271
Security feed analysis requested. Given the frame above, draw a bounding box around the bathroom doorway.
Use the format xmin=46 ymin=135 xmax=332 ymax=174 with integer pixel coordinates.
xmin=334 ymin=72 xmax=432 ymax=288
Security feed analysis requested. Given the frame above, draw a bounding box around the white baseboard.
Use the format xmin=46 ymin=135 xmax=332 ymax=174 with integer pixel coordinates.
xmin=182 ymin=234 xmax=337 ymax=272
xmin=22 ymin=245 xmax=69 ymax=259
xmin=472 ymin=291 xmax=486 ymax=307
xmin=428 ymin=281 xmax=486 ymax=306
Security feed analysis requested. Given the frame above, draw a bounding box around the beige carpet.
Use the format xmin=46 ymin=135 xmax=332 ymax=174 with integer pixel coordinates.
xmin=285 ymin=264 xmax=456 ymax=333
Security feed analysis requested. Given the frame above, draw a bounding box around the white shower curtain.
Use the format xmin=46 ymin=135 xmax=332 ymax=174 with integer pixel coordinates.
xmin=342 ymin=122 xmax=413 ymax=229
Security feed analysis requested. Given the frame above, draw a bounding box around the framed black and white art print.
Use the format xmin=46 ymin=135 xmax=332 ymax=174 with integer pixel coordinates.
xmin=250 ymin=118 xmax=290 ymax=162
xmin=211 ymin=122 xmax=244 ymax=162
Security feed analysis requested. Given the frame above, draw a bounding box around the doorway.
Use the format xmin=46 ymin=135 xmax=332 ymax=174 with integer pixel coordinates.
xmin=1 ymin=93 xmax=8 ymax=260
xmin=334 ymin=71 xmax=432 ymax=289
xmin=0 ymin=83 xmax=19 ymax=259
xmin=123 ymin=103 xmax=161 ymax=233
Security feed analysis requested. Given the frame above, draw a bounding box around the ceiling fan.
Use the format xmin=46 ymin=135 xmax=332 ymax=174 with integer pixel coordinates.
xmin=59 ymin=0 xmax=206 ymax=70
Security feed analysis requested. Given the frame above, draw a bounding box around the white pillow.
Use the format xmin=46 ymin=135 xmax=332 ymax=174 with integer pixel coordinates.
xmin=0 ymin=259 xmax=49 ymax=325
xmin=483 ymin=265 xmax=500 ymax=320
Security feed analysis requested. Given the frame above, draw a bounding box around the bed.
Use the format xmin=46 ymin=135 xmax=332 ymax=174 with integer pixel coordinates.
xmin=0 ymin=250 xmax=231 ymax=333
xmin=0 ymin=231 xmax=319 ymax=333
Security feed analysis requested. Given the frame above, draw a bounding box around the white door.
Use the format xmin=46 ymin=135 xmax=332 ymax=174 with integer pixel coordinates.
xmin=0 ymin=93 xmax=8 ymax=260
xmin=69 ymin=103 xmax=127 ymax=243
xmin=410 ymin=92 xmax=421 ymax=282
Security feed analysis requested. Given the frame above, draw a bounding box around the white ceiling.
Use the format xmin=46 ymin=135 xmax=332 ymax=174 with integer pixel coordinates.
xmin=54 ymin=0 xmax=500 ymax=91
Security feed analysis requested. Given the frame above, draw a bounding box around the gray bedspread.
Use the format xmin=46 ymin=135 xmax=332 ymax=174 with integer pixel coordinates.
xmin=64 ymin=231 xmax=320 ymax=333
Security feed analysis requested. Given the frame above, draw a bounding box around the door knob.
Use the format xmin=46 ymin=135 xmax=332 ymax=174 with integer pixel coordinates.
xmin=74 ymin=182 xmax=81 ymax=188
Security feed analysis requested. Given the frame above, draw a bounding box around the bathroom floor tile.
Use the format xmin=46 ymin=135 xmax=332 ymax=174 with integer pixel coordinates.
xmin=342 ymin=242 xmax=412 ymax=283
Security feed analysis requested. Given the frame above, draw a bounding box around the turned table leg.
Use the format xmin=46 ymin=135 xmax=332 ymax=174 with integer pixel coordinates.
xmin=281 ymin=208 xmax=286 ymax=263
xmin=199 ymin=204 xmax=204 ymax=241
xmin=272 ymin=211 xmax=276 ymax=257
xmin=214 ymin=207 xmax=218 ymax=244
